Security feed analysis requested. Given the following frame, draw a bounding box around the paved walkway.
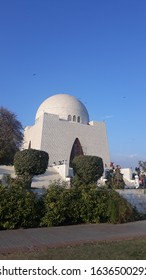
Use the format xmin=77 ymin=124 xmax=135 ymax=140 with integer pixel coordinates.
xmin=0 ymin=220 xmax=146 ymax=254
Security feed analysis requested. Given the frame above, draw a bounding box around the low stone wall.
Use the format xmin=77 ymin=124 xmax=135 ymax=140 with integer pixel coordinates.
xmin=117 ymin=189 xmax=146 ymax=214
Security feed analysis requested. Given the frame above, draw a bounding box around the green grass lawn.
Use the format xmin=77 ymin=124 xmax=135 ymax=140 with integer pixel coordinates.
xmin=1 ymin=238 xmax=146 ymax=260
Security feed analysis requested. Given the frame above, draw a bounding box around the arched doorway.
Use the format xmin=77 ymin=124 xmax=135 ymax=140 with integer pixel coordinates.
xmin=69 ymin=138 xmax=83 ymax=166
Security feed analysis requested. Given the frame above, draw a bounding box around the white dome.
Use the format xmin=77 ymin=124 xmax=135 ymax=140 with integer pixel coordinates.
xmin=36 ymin=94 xmax=89 ymax=124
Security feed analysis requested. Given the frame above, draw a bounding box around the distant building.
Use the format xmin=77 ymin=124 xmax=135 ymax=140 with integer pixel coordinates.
xmin=23 ymin=93 xmax=110 ymax=178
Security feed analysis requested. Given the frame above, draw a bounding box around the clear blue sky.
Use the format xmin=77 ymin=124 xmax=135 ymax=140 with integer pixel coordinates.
xmin=0 ymin=0 xmax=146 ymax=169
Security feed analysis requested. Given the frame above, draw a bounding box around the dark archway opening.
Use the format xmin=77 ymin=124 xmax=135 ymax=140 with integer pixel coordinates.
xmin=69 ymin=138 xmax=83 ymax=166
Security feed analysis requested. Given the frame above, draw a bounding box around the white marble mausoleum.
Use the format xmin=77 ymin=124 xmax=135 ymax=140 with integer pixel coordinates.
xmin=23 ymin=93 xmax=110 ymax=178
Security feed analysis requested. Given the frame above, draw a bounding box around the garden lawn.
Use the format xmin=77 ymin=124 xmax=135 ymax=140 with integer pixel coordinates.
xmin=0 ymin=238 xmax=146 ymax=260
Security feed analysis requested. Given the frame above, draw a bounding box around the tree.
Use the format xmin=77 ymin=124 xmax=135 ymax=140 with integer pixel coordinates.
xmin=106 ymin=168 xmax=125 ymax=189
xmin=14 ymin=149 xmax=49 ymax=188
xmin=0 ymin=107 xmax=23 ymax=165
xmin=138 ymin=161 xmax=146 ymax=173
xmin=72 ymin=155 xmax=104 ymax=186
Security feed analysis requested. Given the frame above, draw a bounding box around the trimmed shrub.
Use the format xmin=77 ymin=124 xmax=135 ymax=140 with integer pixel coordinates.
xmin=14 ymin=149 xmax=49 ymax=175
xmin=72 ymin=155 xmax=104 ymax=186
xmin=14 ymin=149 xmax=49 ymax=188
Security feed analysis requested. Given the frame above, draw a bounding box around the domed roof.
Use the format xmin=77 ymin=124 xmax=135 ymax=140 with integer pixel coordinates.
xmin=36 ymin=94 xmax=89 ymax=124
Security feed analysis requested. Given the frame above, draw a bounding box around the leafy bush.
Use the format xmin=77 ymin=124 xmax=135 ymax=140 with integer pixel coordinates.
xmin=40 ymin=182 xmax=67 ymax=227
xmin=72 ymin=155 xmax=104 ymax=186
xmin=63 ymin=186 xmax=83 ymax=225
xmin=79 ymin=186 xmax=109 ymax=223
xmin=14 ymin=149 xmax=49 ymax=188
xmin=0 ymin=179 xmax=140 ymax=230
xmin=41 ymin=182 xmax=82 ymax=226
xmin=107 ymin=190 xmax=139 ymax=223
xmin=0 ymin=180 xmax=42 ymax=229
xmin=41 ymin=182 xmax=139 ymax=227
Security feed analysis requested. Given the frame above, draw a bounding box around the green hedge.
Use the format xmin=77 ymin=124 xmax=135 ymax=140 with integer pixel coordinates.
xmin=0 ymin=180 xmax=141 ymax=230
xmin=41 ymin=183 xmax=140 ymax=226
xmin=40 ymin=182 xmax=82 ymax=227
xmin=0 ymin=180 xmax=42 ymax=229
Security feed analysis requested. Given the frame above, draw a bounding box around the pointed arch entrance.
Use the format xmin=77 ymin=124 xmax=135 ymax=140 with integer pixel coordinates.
xmin=69 ymin=138 xmax=84 ymax=166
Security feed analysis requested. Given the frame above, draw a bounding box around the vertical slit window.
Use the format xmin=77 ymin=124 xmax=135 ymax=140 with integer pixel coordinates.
xmin=73 ymin=115 xmax=76 ymax=122
xmin=77 ymin=116 xmax=80 ymax=123
xmin=68 ymin=115 xmax=72 ymax=121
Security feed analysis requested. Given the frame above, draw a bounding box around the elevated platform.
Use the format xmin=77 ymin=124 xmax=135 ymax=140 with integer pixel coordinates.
xmin=31 ymin=166 xmax=63 ymax=189
xmin=0 ymin=165 xmax=64 ymax=189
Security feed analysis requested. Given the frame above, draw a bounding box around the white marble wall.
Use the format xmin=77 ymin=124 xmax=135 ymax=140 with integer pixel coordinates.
xmin=117 ymin=189 xmax=146 ymax=214
xmin=23 ymin=112 xmax=110 ymax=171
